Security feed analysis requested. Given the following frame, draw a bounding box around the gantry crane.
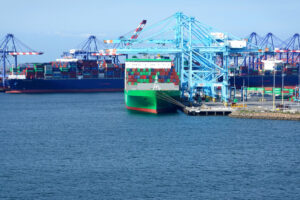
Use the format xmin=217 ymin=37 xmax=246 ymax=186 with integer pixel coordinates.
xmin=0 ymin=33 xmax=43 ymax=87
xmin=280 ymin=33 xmax=300 ymax=64
xmin=90 ymin=20 xmax=147 ymax=63
xmin=61 ymin=35 xmax=103 ymax=60
xmin=96 ymin=12 xmax=260 ymax=102
xmin=102 ymin=19 xmax=147 ymax=48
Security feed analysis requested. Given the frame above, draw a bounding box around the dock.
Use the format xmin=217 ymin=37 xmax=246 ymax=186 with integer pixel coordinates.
xmin=183 ymin=106 xmax=232 ymax=116
xmin=229 ymin=110 xmax=300 ymax=121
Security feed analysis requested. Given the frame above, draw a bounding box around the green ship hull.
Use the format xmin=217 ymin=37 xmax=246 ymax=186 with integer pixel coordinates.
xmin=125 ymin=90 xmax=180 ymax=114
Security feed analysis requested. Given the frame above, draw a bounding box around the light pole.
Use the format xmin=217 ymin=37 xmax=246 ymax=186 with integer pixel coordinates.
xmin=234 ymin=67 xmax=236 ymax=89
xmin=281 ymin=66 xmax=285 ymax=106
xmin=242 ymin=79 xmax=245 ymax=108
xmin=273 ymin=68 xmax=276 ymax=110
xmin=298 ymin=64 xmax=300 ymax=107
xmin=262 ymin=71 xmax=264 ymax=106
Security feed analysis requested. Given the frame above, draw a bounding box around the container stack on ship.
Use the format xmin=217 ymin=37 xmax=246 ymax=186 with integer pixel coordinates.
xmin=228 ymin=59 xmax=299 ymax=100
xmin=0 ymin=77 xmax=4 ymax=92
xmin=125 ymin=58 xmax=180 ymax=114
xmin=229 ymin=61 xmax=299 ymax=89
xmin=6 ymin=59 xmax=125 ymax=93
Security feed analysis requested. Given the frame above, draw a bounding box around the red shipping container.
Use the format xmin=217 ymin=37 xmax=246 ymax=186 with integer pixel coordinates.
xmin=284 ymin=86 xmax=296 ymax=89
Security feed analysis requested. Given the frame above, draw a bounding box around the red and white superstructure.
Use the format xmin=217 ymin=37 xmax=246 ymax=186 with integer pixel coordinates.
xmin=8 ymin=52 xmax=43 ymax=55
xmin=91 ymin=49 xmax=122 ymax=56
xmin=103 ymin=19 xmax=147 ymax=46
xmin=126 ymin=19 xmax=147 ymax=45
xmin=274 ymin=49 xmax=300 ymax=53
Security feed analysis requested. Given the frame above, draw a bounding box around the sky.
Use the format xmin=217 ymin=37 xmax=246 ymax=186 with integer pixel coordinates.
xmin=0 ymin=0 xmax=299 ymax=63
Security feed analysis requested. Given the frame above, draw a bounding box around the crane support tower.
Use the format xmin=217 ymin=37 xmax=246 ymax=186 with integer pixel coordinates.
xmin=103 ymin=19 xmax=147 ymax=48
xmin=0 ymin=33 xmax=43 ymax=87
xmin=231 ymin=32 xmax=300 ymax=78
xmin=98 ymin=12 xmax=258 ymax=102
xmin=62 ymin=35 xmax=103 ymax=60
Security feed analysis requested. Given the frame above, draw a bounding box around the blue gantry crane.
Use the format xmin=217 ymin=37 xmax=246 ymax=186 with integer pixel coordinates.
xmin=241 ymin=32 xmax=263 ymax=70
xmin=259 ymin=32 xmax=287 ymax=61
xmin=62 ymin=35 xmax=126 ymax=64
xmin=241 ymin=32 xmax=300 ymax=68
xmin=238 ymin=32 xmax=300 ymax=69
xmin=282 ymin=33 xmax=300 ymax=64
xmin=61 ymin=35 xmax=104 ymax=60
xmin=0 ymin=33 xmax=43 ymax=87
xmin=97 ymin=12 xmax=257 ymax=102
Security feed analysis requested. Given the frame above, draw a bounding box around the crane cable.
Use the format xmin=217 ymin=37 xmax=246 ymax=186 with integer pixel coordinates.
xmin=156 ymin=92 xmax=185 ymax=108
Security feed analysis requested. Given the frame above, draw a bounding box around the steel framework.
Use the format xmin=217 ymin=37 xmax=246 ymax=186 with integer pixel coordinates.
xmin=99 ymin=12 xmax=255 ymax=102
xmin=0 ymin=33 xmax=43 ymax=86
xmin=62 ymin=35 xmax=103 ymax=60
xmin=231 ymin=32 xmax=300 ymax=76
xmin=241 ymin=32 xmax=263 ymax=70
xmin=243 ymin=32 xmax=300 ymax=68
xmin=61 ymin=35 xmax=127 ymax=64
xmin=282 ymin=33 xmax=300 ymax=64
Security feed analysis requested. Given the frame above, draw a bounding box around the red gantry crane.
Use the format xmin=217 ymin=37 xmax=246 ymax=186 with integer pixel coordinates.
xmin=93 ymin=19 xmax=147 ymax=57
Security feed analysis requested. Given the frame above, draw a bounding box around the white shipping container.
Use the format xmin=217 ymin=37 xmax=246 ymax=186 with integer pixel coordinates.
xmin=8 ymin=75 xmax=26 ymax=79
xmin=125 ymin=62 xmax=172 ymax=69
xmin=262 ymin=59 xmax=283 ymax=71
xmin=69 ymin=49 xmax=76 ymax=54
xmin=56 ymin=58 xmax=78 ymax=62
xmin=228 ymin=40 xmax=247 ymax=48
xmin=211 ymin=32 xmax=225 ymax=40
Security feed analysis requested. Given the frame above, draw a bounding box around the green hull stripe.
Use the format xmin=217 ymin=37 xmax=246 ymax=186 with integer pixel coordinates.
xmin=125 ymin=90 xmax=180 ymax=113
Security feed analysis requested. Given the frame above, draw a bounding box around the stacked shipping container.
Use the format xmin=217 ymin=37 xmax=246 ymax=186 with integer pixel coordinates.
xmin=246 ymin=87 xmax=296 ymax=97
xmin=78 ymin=60 xmax=99 ymax=79
xmin=126 ymin=66 xmax=180 ymax=85
xmin=34 ymin=64 xmax=44 ymax=79
xmin=9 ymin=60 xmax=125 ymax=80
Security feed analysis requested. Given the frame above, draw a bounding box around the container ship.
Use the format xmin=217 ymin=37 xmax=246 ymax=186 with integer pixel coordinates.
xmin=5 ymin=59 xmax=124 ymax=93
xmin=125 ymin=59 xmax=180 ymax=114
xmin=0 ymin=78 xmax=4 ymax=92
xmin=229 ymin=61 xmax=299 ymax=89
xmin=229 ymin=74 xmax=299 ymax=89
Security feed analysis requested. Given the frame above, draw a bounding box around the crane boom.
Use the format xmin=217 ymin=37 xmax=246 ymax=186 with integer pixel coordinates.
xmin=103 ymin=19 xmax=147 ymax=45
xmin=0 ymin=33 xmax=43 ymax=87
xmin=126 ymin=19 xmax=147 ymax=45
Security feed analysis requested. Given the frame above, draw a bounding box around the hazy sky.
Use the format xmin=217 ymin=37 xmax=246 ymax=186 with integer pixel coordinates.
xmin=1 ymin=0 xmax=299 ymax=62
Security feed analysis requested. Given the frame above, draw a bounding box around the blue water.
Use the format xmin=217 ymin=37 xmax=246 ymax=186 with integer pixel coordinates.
xmin=0 ymin=93 xmax=299 ymax=200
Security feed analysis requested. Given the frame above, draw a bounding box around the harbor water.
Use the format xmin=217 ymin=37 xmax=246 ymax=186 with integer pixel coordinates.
xmin=0 ymin=93 xmax=299 ymax=199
